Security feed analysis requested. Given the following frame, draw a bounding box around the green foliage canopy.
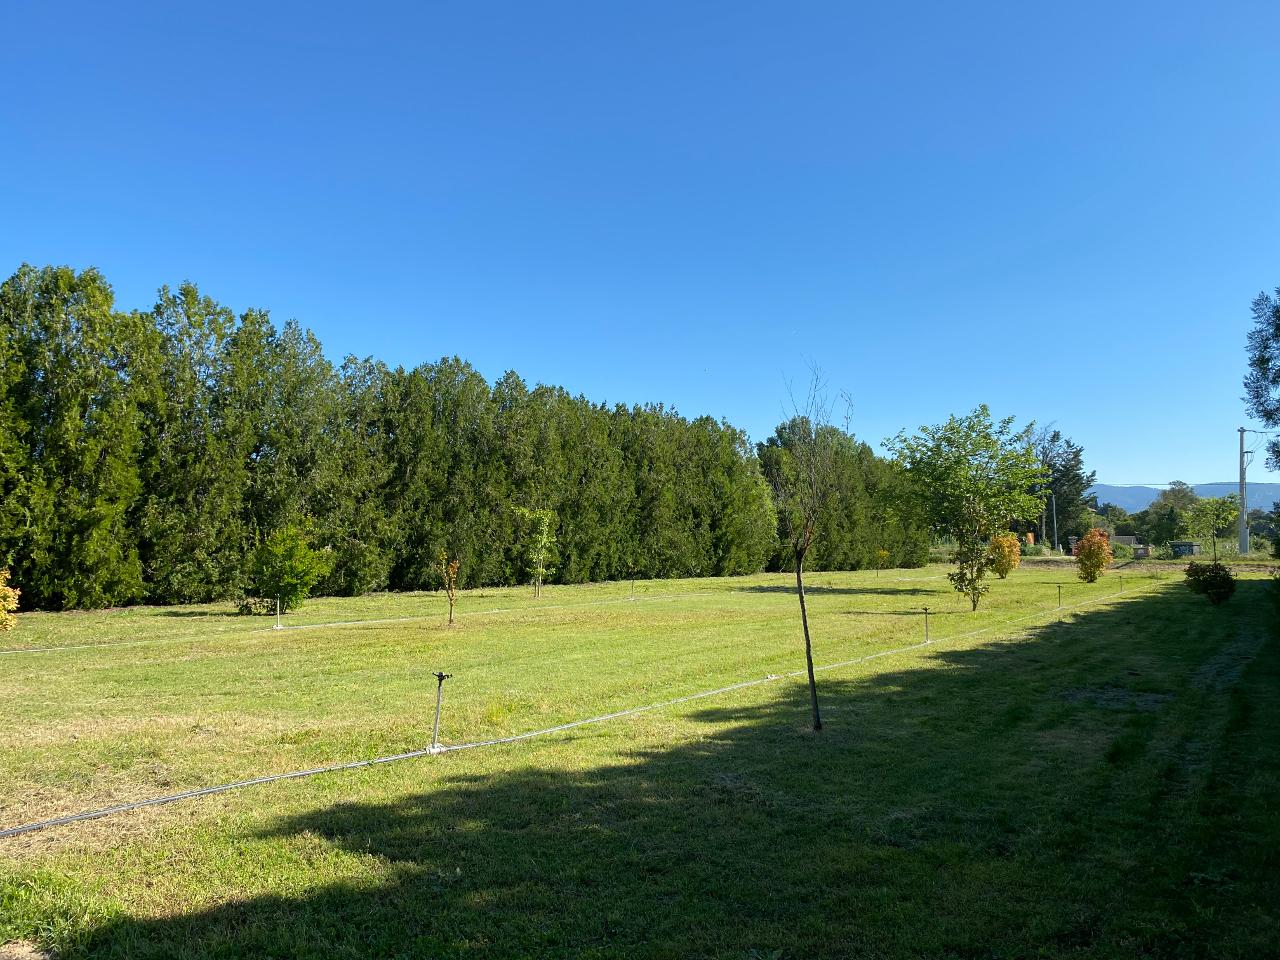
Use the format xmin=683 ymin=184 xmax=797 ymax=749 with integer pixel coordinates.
xmin=887 ymin=405 xmax=1045 ymax=610
xmin=1031 ymin=428 xmax=1096 ymax=545
xmin=247 ymin=525 xmax=334 ymax=612
xmin=0 ymin=264 xmax=810 ymax=610
xmin=1185 ymin=495 xmax=1238 ymax=560
xmin=1244 ymin=287 xmax=1280 ymax=469
xmin=758 ymin=421 xmax=927 ymax=572
xmin=514 ymin=506 xmax=558 ymax=597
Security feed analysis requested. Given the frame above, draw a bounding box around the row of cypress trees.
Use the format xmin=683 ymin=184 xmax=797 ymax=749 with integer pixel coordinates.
xmin=0 ymin=264 xmax=928 ymax=610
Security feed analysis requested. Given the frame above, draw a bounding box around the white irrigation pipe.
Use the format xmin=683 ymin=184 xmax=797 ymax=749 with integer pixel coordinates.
xmin=0 ymin=582 xmax=1150 ymax=841
xmin=0 ymin=572 xmax=953 ymax=657
xmin=268 ymin=590 xmax=725 ymax=634
xmin=0 ymin=590 xmax=728 ymax=657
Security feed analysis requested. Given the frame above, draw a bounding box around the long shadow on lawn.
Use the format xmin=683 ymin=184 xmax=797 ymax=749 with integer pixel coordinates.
xmin=152 ymin=610 xmax=234 ymax=618
xmin=68 ymin=581 xmax=1274 ymax=959
xmin=740 ymin=584 xmax=934 ymax=596
xmin=839 ymin=606 xmax=983 ymax=618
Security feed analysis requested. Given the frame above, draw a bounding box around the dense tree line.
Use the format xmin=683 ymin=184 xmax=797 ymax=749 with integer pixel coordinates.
xmin=0 ymin=265 xmax=927 ymax=610
xmin=758 ymin=418 xmax=929 ymax=572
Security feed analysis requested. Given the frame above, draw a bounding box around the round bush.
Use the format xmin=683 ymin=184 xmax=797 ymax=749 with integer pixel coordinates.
xmin=1184 ymin=561 xmax=1236 ymax=605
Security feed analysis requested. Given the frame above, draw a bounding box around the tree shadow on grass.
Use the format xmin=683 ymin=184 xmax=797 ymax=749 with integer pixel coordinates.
xmin=64 ymin=582 xmax=1275 ymax=959
xmin=739 ymin=584 xmax=934 ymax=597
xmin=837 ymin=608 xmax=970 ymax=618
xmin=152 ymin=610 xmax=232 ymax=618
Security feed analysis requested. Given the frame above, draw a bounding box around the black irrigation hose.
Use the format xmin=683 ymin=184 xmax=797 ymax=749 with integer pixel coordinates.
xmin=0 ymin=582 xmax=1145 ymax=840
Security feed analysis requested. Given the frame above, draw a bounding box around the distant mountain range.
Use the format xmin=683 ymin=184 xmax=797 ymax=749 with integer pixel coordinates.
xmin=1088 ymin=483 xmax=1280 ymax=513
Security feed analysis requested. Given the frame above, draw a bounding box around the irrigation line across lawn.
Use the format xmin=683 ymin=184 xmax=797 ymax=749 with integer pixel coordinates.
xmin=0 ymin=590 xmax=724 ymax=656
xmin=0 ymin=574 xmax=950 ymax=657
xmin=267 ymin=591 xmax=724 ymax=634
xmin=0 ymin=582 xmax=1152 ymax=841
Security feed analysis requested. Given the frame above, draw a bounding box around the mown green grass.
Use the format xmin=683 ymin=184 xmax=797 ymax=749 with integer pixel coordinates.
xmin=1 ymin=564 xmax=1275 ymax=958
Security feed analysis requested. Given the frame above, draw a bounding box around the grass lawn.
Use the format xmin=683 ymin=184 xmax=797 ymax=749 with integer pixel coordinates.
xmin=0 ymin=564 xmax=1276 ymax=958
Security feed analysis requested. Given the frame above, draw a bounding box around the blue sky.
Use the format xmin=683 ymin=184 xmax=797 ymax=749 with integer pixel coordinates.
xmin=4 ymin=1 xmax=1279 ymax=483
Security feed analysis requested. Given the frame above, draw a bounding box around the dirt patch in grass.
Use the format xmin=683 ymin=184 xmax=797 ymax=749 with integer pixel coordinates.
xmin=1060 ymin=686 xmax=1172 ymax=712
xmin=1193 ymin=626 xmax=1266 ymax=691
xmin=0 ymin=941 xmax=51 ymax=960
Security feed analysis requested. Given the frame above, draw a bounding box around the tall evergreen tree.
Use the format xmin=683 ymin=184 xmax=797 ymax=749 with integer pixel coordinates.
xmin=1031 ymin=427 xmax=1096 ymax=546
xmin=313 ymin=357 xmax=398 ymax=595
xmin=134 ymin=283 xmax=245 ymax=602
xmin=0 ymin=265 xmax=147 ymax=608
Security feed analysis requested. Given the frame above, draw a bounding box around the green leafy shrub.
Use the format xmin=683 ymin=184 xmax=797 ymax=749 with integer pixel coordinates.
xmin=243 ymin=525 xmax=334 ymax=613
xmin=1020 ymin=542 xmax=1046 ymax=557
xmin=514 ymin=506 xmax=558 ymax=597
xmin=1075 ymin=529 xmax=1113 ymax=583
xmin=1184 ymin=561 xmax=1236 ymax=605
xmin=947 ymin=539 xmax=992 ymax=610
xmin=987 ymin=533 xmax=1021 ymax=579
xmin=1112 ymin=543 xmax=1134 ymax=561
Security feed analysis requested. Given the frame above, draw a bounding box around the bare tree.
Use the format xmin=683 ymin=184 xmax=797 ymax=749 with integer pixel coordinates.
xmin=766 ymin=371 xmax=845 ymax=731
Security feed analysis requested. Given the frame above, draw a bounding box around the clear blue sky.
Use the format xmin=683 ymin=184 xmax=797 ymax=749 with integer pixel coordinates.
xmin=4 ymin=1 xmax=1279 ymax=484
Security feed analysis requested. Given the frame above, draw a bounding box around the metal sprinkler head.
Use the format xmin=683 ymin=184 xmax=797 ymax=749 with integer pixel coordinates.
xmin=430 ymin=672 xmax=453 ymax=753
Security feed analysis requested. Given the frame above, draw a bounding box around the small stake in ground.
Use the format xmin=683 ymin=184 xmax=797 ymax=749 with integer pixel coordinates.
xmin=1057 ymin=584 xmax=1062 ymax=609
xmin=274 ymin=597 xmax=283 ymax=630
xmin=922 ymin=606 xmax=930 ymax=642
xmin=430 ymin=671 xmax=452 ymax=753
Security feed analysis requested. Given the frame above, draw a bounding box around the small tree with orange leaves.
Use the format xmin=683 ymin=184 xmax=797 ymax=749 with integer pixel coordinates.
xmin=1075 ymin=529 xmax=1113 ymax=583
xmin=0 ymin=569 xmax=18 ymax=632
xmin=987 ymin=533 xmax=1021 ymax=579
xmin=438 ymin=550 xmax=460 ymax=625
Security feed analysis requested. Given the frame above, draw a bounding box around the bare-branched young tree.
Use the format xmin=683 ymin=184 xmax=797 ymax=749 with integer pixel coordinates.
xmin=766 ymin=372 xmax=847 ymax=732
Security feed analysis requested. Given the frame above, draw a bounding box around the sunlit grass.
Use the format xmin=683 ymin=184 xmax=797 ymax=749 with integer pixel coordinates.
xmin=1 ymin=564 xmax=1274 ymax=958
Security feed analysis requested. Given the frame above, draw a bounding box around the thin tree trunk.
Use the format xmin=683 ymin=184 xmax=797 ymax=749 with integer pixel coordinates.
xmin=795 ymin=553 xmax=822 ymax=731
